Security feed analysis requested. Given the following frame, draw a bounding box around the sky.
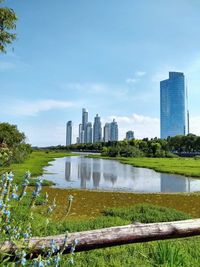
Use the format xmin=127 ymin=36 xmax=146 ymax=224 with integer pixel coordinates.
xmin=1 ymin=0 xmax=200 ymax=146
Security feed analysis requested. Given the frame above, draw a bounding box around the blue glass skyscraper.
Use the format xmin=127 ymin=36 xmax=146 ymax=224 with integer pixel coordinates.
xmin=160 ymin=72 xmax=186 ymax=139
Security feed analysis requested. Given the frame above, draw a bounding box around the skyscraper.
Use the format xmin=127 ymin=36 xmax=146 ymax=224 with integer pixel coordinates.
xmin=126 ymin=130 xmax=134 ymax=140
xmin=82 ymin=108 xmax=88 ymax=143
xmin=93 ymin=114 xmax=102 ymax=143
xmin=110 ymin=119 xmax=118 ymax=141
xmin=66 ymin=121 xmax=72 ymax=146
xmin=160 ymin=72 xmax=186 ymax=139
xmin=86 ymin=122 xmax=93 ymax=143
xmin=104 ymin=123 xmax=111 ymax=142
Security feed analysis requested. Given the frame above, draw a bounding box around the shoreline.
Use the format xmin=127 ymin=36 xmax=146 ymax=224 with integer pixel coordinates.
xmin=87 ymin=154 xmax=200 ymax=179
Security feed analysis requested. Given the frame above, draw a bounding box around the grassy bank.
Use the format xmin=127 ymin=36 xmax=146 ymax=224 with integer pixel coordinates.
xmin=1 ymin=152 xmax=200 ymax=266
xmin=0 ymin=150 xmax=74 ymax=185
xmin=89 ymin=155 xmax=200 ymax=178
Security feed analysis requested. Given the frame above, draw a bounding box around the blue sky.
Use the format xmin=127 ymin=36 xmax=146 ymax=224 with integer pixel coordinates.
xmin=1 ymin=0 xmax=200 ymax=146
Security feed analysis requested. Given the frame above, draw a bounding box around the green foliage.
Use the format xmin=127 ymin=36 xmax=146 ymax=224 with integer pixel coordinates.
xmin=103 ymin=203 xmax=190 ymax=223
xmin=0 ymin=123 xmax=31 ymax=167
xmin=0 ymin=0 xmax=17 ymax=52
xmin=149 ymin=242 xmax=185 ymax=266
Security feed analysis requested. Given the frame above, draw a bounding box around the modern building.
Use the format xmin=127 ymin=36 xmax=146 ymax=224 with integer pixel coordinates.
xmin=82 ymin=108 xmax=88 ymax=143
xmin=110 ymin=119 xmax=118 ymax=141
xmin=103 ymin=123 xmax=111 ymax=142
xmin=160 ymin=72 xmax=186 ymax=139
xmin=93 ymin=114 xmax=102 ymax=143
xmin=126 ymin=130 xmax=134 ymax=140
xmin=66 ymin=121 xmax=72 ymax=146
xmin=86 ymin=122 xmax=93 ymax=143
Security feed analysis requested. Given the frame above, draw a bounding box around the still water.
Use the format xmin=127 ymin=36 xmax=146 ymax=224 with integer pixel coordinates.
xmin=41 ymin=156 xmax=200 ymax=193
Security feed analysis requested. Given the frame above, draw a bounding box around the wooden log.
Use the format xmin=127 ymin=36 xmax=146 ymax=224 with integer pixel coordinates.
xmin=1 ymin=219 xmax=200 ymax=255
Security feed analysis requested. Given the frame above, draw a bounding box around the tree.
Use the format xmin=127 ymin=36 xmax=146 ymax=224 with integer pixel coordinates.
xmin=0 ymin=0 xmax=17 ymax=52
xmin=0 ymin=122 xmax=31 ymax=166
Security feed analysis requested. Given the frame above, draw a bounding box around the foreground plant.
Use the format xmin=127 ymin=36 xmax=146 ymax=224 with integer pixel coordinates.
xmin=0 ymin=171 xmax=76 ymax=266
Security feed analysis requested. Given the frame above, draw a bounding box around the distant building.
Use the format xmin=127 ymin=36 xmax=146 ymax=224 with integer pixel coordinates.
xmin=93 ymin=114 xmax=102 ymax=143
xmin=82 ymin=108 xmax=88 ymax=143
xmin=86 ymin=122 xmax=93 ymax=143
xmin=66 ymin=121 xmax=72 ymax=146
xmin=78 ymin=123 xmax=84 ymax=144
xmin=160 ymin=72 xmax=186 ymax=139
xmin=110 ymin=119 xmax=118 ymax=141
xmin=126 ymin=130 xmax=134 ymax=140
xmin=103 ymin=123 xmax=111 ymax=142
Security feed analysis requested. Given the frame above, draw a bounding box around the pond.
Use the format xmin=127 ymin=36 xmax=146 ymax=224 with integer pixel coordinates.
xmin=41 ymin=156 xmax=200 ymax=193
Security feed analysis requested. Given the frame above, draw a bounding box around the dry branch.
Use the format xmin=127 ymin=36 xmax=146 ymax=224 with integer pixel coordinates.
xmin=1 ymin=219 xmax=200 ymax=255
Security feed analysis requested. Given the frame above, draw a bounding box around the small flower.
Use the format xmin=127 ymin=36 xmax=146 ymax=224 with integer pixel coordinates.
xmin=68 ymin=195 xmax=74 ymax=202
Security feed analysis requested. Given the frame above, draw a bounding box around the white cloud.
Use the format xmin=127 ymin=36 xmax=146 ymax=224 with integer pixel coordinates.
xmin=61 ymin=82 xmax=129 ymax=98
xmin=105 ymin=113 xmax=160 ymax=140
xmin=4 ymin=99 xmax=76 ymax=116
xmin=126 ymin=78 xmax=138 ymax=84
xmin=190 ymin=116 xmax=200 ymax=135
xmin=135 ymin=71 xmax=146 ymax=77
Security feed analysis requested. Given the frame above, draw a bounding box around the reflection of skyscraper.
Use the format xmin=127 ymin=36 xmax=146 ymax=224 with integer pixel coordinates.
xmin=66 ymin=121 xmax=72 ymax=146
xmin=103 ymin=161 xmax=118 ymax=185
xmin=160 ymin=173 xmax=187 ymax=192
xmin=92 ymin=159 xmax=101 ymax=188
xmin=103 ymin=173 xmax=117 ymax=185
xmin=65 ymin=161 xmax=71 ymax=181
xmin=160 ymin=72 xmax=186 ymax=139
xmin=77 ymin=157 xmax=92 ymax=189
xmin=93 ymin=114 xmax=102 ymax=143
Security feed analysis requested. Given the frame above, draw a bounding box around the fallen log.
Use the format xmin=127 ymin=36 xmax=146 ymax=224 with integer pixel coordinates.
xmin=1 ymin=219 xmax=200 ymax=255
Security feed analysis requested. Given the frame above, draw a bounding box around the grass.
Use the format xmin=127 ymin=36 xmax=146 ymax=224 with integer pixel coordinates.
xmin=89 ymin=155 xmax=200 ymax=178
xmin=2 ymin=152 xmax=200 ymax=266
xmin=0 ymin=150 xmax=75 ymax=185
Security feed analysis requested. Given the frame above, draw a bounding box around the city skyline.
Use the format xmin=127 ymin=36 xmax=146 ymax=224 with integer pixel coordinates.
xmin=71 ymin=109 xmax=120 ymax=145
xmin=1 ymin=1 xmax=200 ymax=146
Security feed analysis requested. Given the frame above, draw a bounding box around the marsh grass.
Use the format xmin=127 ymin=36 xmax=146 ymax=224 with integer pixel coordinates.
xmin=89 ymin=155 xmax=200 ymax=178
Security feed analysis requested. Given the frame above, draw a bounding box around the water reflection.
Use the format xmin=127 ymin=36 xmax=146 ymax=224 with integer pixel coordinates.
xmin=160 ymin=174 xmax=188 ymax=192
xmin=65 ymin=162 xmax=71 ymax=181
xmin=43 ymin=156 xmax=200 ymax=193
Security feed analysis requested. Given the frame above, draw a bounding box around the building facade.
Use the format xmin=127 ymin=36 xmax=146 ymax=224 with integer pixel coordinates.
xmin=82 ymin=108 xmax=88 ymax=143
xmin=86 ymin=122 xmax=93 ymax=143
xmin=126 ymin=130 xmax=134 ymax=140
xmin=160 ymin=72 xmax=186 ymax=139
xmin=66 ymin=121 xmax=72 ymax=146
xmin=103 ymin=123 xmax=111 ymax=142
xmin=110 ymin=119 xmax=118 ymax=141
xmin=93 ymin=114 xmax=102 ymax=143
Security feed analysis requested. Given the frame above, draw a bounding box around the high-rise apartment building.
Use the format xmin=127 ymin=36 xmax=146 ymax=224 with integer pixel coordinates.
xmin=93 ymin=114 xmax=102 ymax=143
xmin=86 ymin=122 xmax=93 ymax=143
xmin=160 ymin=72 xmax=186 ymax=139
xmin=66 ymin=121 xmax=72 ymax=146
xmin=110 ymin=119 xmax=118 ymax=141
xmin=126 ymin=130 xmax=134 ymax=140
xmin=82 ymin=108 xmax=88 ymax=143
xmin=104 ymin=123 xmax=111 ymax=142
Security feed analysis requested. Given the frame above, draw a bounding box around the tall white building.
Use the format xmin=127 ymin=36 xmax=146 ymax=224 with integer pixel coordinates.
xmin=103 ymin=123 xmax=111 ymax=142
xmin=93 ymin=114 xmax=102 ymax=143
xmin=66 ymin=121 xmax=72 ymax=146
xmin=86 ymin=122 xmax=92 ymax=143
xmin=82 ymin=108 xmax=88 ymax=143
xmin=110 ymin=119 xmax=118 ymax=141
